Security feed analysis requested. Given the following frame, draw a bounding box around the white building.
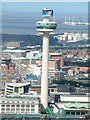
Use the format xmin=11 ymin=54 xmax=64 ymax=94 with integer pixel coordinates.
xmin=68 ymin=69 xmax=74 ymax=76
xmin=57 ymin=32 xmax=88 ymax=42
xmin=5 ymin=82 xmax=30 ymax=95
xmin=26 ymin=51 xmax=41 ymax=59
xmin=56 ymin=94 xmax=89 ymax=118
xmin=60 ymin=94 xmax=89 ymax=103
xmin=3 ymin=49 xmax=26 ymax=59
xmin=27 ymin=64 xmax=41 ymax=78
xmin=0 ymin=93 xmax=41 ymax=114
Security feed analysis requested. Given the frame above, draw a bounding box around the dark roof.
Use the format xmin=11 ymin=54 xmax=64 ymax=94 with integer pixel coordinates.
xmin=31 ymin=84 xmax=57 ymax=88
xmin=57 ymin=84 xmax=68 ymax=89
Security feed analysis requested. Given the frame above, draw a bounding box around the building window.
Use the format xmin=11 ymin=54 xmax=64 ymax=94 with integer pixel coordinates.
xmin=15 ymin=87 xmax=18 ymax=93
xmin=7 ymin=85 xmax=13 ymax=88
xmin=16 ymin=105 xmax=20 ymax=107
xmin=76 ymin=112 xmax=80 ymax=115
xmin=71 ymin=112 xmax=75 ymax=115
xmin=6 ymin=105 xmax=10 ymax=107
xmin=11 ymin=109 xmax=15 ymax=113
xmin=26 ymin=105 xmax=30 ymax=108
xmin=6 ymin=108 xmax=10 ymax=112
xmin=21 ymin=105 xmax=25 ymax=107
xmin=31 ymin=105 xmax=34 ymax=107
xmin=1 ymin=108 xmax=5 ymax=113
xmin=21 ymin=109 xmax=25 ymax=112
xmin=26 ymin=109 xmax=30 ymax=112
xmin=1 ymin=108 xmax=5 ymax=111
xmin=66 ymin=112 xmax=70 ymax=115
xmin=11 ymin=105 xmax=15 ymax=107
xmin=81 ymin=112 xmax=85 ymax=115
xmin=51 ymin=89 xmax=54 ymax=92
xmin=1 ymin=105 xmax=5 ymax=107
xmin=31 ymin=109 xmax=35 ymax=113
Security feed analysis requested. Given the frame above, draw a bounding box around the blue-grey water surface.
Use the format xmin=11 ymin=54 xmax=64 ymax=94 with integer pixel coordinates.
xmin=2 ymin=11 xmax=88 ymax=35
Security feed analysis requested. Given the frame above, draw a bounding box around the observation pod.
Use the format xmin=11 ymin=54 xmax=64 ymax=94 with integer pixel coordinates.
xmin=36 ymin=21 xmax=57 ymax=32
xmin=36 ymin=8 xmax=57 ymax=109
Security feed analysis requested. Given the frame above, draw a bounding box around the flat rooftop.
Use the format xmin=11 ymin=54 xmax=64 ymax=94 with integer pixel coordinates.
xmin=3 ymin=49 xmax=26 ymax=53
xmin=6 ymin=82 xmax=30 ymax=87
xmin=49 ymin=52 xmax=62 ymax=56
xmin=0 ymin=93 xmax=40 ymax=101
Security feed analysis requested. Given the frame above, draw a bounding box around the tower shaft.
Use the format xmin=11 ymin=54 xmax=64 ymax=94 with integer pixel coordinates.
xmin=36 ymin=8 xmax=57 ymax=109
xmin=41 ymin=32 xmax=49 ymax=108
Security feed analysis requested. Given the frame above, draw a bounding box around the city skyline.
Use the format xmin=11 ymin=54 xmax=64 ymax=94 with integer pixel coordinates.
xmin=1 ymin=1 xmax=90 ymax=119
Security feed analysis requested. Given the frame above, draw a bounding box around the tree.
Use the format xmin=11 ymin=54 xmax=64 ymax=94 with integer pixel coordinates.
xmin=87 ymin=68 xmax=90 ymax=74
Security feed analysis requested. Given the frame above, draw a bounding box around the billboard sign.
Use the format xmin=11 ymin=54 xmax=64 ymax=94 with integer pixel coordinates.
xmin=42 ymin=9 xmax=53 ymax=17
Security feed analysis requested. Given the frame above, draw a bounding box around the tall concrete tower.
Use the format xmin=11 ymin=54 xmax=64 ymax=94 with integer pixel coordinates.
xmin=36 ymin=8 xmax=57 ymax=108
